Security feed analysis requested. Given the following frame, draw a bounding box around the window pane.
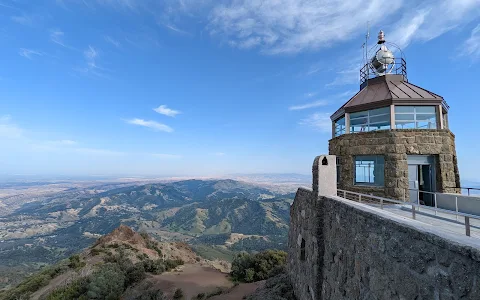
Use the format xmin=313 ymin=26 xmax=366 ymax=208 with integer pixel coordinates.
xmin=395 ymin=106 xmax=414 ymax=113
xmin=370 ymin=114 xmax=390 ymax=124
xmin=350 ymin=117 xmax=368 ymax=125
xmin=416 ymin=113 xmax=436 ymax=121
xmin=395 ymin=113 xmax=414 ymax=121
xmin=354 ymin=156 xmax=384 ymax=186
xmin=417 ymin=121 xmax=437 ymax=129
xmin=416 ymin=106 xmax=436 ymax=114
xmin=369 ymin=123 xmax=391 ymax=131
xmin=350 ymin=110 xmax=368 ymax=119
xmin=370 ymin=106 xmax=390 ymax=116
xmin=396 ymin=121 xmax=416 ymax=129
xmin=335 ymin=117 xmax=345 ymax=126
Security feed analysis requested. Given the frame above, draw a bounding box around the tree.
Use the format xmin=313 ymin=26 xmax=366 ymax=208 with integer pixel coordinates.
xmin=125 ymin=263 xmax=146 ymax=288
xmin=173 ymin=288 xmax=184 ymax=299
xmin=230 ymin=250 xmax=287 ymax=283
xmin=87 ymin=263 xmax=125 ymax=300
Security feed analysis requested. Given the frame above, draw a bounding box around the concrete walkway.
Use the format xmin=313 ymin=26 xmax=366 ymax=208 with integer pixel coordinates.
xmin=365 ymin=202 xmax=480 ymax=239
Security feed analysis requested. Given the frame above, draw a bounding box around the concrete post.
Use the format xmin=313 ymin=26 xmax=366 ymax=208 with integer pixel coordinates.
xmin=312 ymin=155 xmax=337 ymax=197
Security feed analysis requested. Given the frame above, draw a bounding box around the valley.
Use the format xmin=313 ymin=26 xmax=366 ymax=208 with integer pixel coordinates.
xmin=0 ymin=178 xmax=297 ymax=289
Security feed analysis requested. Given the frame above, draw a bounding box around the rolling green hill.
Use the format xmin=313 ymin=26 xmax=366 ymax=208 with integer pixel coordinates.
xmin=0 ymin=179 xmax=294 ymax=289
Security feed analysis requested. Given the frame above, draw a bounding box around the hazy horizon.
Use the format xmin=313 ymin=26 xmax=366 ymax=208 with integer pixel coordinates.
xmin=1 ymin=1 xmax=479 ymax=180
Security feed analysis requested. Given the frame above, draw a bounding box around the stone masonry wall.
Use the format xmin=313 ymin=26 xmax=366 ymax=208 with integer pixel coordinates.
xmin=287 ymin=188 xmax=323 ymax=300
xmin=288 ymin=192 xmax=480 ymax=299
xmin=329 ymin=129 xmax=460 ymax=200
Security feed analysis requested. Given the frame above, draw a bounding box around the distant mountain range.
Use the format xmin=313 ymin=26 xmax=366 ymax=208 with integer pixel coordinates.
xmin=0 ymin=179 xmax=294 ymax=289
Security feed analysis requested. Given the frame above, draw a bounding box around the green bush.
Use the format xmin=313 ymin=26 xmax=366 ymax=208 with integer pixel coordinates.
xmin=91 ymin=248 xmax=103 ymax=256
xmin=142 ymin=259 xmax=183 ymax=275
xmin=68 ymin=254 xmax=86 ymax=269
xmin=125 ymin=263 xmax=146 ymax=287
xmin=134 ymin=289 xmax=166 ymax=300
xmin=173 ymin=288 xmax=184 ymax=299
xmin=0 ymin=262 xmax=69 ymax=300
xmin=195 ymin=292 xmax=206 ymax=300
xmin=87 ymin=263 xmax=125 ymax=300
xmin=230 ymin=250 xmax=287 ymax=283
xmin=46 ymin=277 xmax=90 ymax=300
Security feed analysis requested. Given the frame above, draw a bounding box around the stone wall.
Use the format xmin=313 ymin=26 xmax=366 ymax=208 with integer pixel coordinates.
xmin=288 ymin=191 xmax=480 ymax=299
xmin=287 ymin=188 xmax=323 ymax=300
xmin=329 ymin=129 xmax=460 ymax=199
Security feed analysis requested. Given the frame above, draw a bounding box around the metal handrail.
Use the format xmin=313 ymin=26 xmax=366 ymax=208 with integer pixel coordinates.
xmin=434 ymin=186 xmax=480 ymax=196
xmin=337 ymin=189 xmax=479 ymax=237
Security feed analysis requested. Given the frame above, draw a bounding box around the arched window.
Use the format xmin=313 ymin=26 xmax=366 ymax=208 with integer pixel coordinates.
xmin=300 ymin=238 xmax=306 ymax=261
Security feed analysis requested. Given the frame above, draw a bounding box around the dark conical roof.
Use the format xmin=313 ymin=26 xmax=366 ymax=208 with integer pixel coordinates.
xmin=331 ymin=74 xmax=446 ymax=120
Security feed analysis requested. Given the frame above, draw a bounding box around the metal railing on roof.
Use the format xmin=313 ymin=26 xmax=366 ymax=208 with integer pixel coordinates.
xmin=337 ymin=189 xmax=480 ymax=237
xmin=359 ymin=57 xmax=407 ymax=86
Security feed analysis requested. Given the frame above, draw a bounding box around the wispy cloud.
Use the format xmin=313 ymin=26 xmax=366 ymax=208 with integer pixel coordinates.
xmin=126 ymin=118 xmax=174 ymax=133
xmin=46 ymin=139 xmax=77 ymax=146
xmin=389 ymin=1 xmax=480 ymax=49
xmin=105 ymin=35 xmax=121 ymax=48
xmin=163 ymin=24 xmax=191 ymax=35
xmin=76 ymin=46 xmax=109 ymax=77
xmin=152 ymin=153 xmax=182 ymax=159
xmin=0 ymin=1 xmax=18 ymax=10
xmin=154 ymin=105 xmax=181 ymax=117
xmin=459 ymin=24 xmax=480 ymax=61
xmin=289 ymin=100 xmax=328 ymax=111
xmin=11 ymin=14 xmax=33 ymax=26
xmin=19 ymin=48 xmax=44 ymax=60
xmin=73 ymin=147 xmax=125 ymax=156
xmin=50 ymin=30 xmax=75 ymax=50
xmin=213 ymin=152 xmax=226 ymax=156
xmin=209 ymin=0 xmax=402 ymax=54
xmin=289 ymin=90 xmax=355 ymax=111
xmin=0 ymin=115 xmax=23 ymax=139
xmin=299 ymin=112 xmax=332 ymax=133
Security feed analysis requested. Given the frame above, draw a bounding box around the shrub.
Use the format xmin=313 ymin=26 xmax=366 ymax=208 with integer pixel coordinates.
xmin=206 ymin=287 xmax=226 ymax=297
xmin=68 ymin=254 xmax=86 ymax=269
xmin=125 ymin=263 xmax=146 ymax=288
xmin=91 ymin=248 xmax=103 ymax=256
xmin=173 ymin=288 xmax=184 ymax=299
xmin=134 ymin=289 xmax=166 ymax=300
xmin=87 ymin=263 xmax=125 ymax=300
xmin=142 ymin=259 xmax=183 ymax=275
xmin=0 ymin=262 xmax=69 ymax=300
xmin=195 ymin=292 xmax=206 ymax=300
xmin=46 ymin=277 xmax=90 ymax=300
xmin=230 ymin=250 xmax=287 ymax=283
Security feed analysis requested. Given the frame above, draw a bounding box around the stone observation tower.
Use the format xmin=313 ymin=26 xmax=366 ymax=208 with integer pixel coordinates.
xmin=329 ymin=30 xmax=460 ymax=204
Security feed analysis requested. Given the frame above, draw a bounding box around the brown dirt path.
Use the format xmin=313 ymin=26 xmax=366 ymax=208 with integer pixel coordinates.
xmin=151 ymin=264 xmax=233 ymax=299
xmin=209 ymin=281 xmax=265 ymax=300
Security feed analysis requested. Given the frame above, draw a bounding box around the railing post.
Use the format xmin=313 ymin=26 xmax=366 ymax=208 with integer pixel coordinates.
xmin=455 ymin=196 xmax=459 ymax=221
xmin=403 ymin=189 xmax=406 ymax=202
xmin=343 ymin=190 xmax=346 ymax=199
xmin=380 ymin=198 xmax=384 ymax=209
xmin=412 ymin=204 xmax=416 ymax=219
xmin=417 ymin=189 xmax=420 ymax=211
xmin=465 ymin=217 xmax=471 ymax=237
xmin=434 ymin=193 xmax=437 ymax=216
xmin=359 ymin=194 xmax=362 ymax=203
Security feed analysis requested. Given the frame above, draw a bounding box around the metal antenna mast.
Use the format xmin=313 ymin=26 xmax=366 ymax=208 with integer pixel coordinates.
xmin=365 ymin=22 xmax=370 ymax=87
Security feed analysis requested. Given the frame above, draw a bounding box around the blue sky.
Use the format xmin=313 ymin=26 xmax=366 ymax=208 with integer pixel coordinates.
xmin=0 ymin=0 xmax=479 ymax=180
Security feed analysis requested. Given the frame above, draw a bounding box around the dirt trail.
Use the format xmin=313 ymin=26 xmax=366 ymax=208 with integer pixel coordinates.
xmin=209 ymin=281 xmax=265 ymax=300
xmin=151 ymin=264 xmax=233 ymax=299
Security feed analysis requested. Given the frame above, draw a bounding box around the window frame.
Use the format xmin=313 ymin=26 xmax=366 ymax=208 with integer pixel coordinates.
xmin=394 ymin=106 xmax=437 ymax=129
xmin=334 ymin=116 xmax=346 ymax=137
xmin=350 ymin=107 xmax=391 ymax=133
xmin=353 ymin=155 xmax=385 ymax=187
